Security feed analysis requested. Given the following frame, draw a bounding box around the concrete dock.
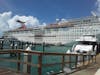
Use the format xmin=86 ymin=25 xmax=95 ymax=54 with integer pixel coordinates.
xmin=0 ymin=68 xmax=29 ymax=75
xmin=59 ymin=54 xmax=100 ymax=75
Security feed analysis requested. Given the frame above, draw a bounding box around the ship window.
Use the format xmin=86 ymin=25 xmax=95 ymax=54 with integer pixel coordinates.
xmin=62 ymin=28 xmax=68 ymax=31
xmin=24 ymin=31 xmax=26 ymax=33
xmin=17 ymin=31 xmax=19 ymax=33
xmin=45 ymin=29 xmax=51 ymax=33
xmin=32 ymin=31 xmax=34 ymax=34
xmin=53 ymin=28 xmax=58 ymax=31
xmin=59 ymin=28 xmax=64 ymax=31
xmin=27 ymin=31 xmax=30 ymax=33
xmin=83 ymin=19 xmax=91 ymax=23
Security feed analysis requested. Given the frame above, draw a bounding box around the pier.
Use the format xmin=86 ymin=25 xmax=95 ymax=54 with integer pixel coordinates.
xmin=0 ymin=49 xmax=97 ymax=75
xmin=0 ymin=68 xmax=29 ymax=75
xmin=60 ymin=54 xmax=100 ymax=75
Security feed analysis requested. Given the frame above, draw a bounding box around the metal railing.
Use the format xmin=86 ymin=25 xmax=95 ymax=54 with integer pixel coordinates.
xmin=0 ymin=50 xmax=96 ymax=75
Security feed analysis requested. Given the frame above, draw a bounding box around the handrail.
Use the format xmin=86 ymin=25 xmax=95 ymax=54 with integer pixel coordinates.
xmin=0 ymin=49 xmax=93 ymax=56
xmin=0 ymin=49 xmax=96 ymax=75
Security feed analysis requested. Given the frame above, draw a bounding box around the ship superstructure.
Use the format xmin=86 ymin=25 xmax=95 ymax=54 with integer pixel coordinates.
xmin=3 ymin=16 xmax=100 ymax=44
xmin=3 ymin=20 xmax=43 ymax=44
xmin=43 ymin=16 xmax=100 ymax=44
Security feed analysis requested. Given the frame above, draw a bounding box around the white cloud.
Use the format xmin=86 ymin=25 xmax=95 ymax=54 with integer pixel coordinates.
xmin=0 ymin=11 xmax=46 ymax=36
xmin=0 ymin=11 xmax=12 ymax=31
xmin=8 ymin=15 xmax=41 ymax=29
xmin=95 ymin=0 xmax=100 ymax=16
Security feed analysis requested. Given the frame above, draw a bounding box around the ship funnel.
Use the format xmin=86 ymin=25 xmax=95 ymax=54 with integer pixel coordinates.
xmin=16 ymin=20 xmax=25 ymax=23
xmin=16 ymin=20 xmax=26 ymax=29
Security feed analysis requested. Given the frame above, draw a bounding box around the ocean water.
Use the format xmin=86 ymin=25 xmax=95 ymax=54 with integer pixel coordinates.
xmin=0 ymin=42 xmax=76 ymax=75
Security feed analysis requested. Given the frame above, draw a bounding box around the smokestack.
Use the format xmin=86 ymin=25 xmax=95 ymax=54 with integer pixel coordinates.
xmin=16 ymin=20 xmax=26 ymax=29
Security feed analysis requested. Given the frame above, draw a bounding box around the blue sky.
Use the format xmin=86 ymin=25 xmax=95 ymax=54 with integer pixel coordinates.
xmin=0 ymin=0 xmax=97 ymax=24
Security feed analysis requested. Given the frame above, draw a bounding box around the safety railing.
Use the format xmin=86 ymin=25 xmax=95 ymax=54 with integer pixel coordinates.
xmin=0 ymin=50 xmax=96 ymax=75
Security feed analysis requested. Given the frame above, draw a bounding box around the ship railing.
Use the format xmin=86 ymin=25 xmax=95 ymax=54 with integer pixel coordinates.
xmin=0 ymin=50 xmax=96 ymax=75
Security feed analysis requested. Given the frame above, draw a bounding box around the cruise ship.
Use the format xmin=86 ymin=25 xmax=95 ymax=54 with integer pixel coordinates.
xmin=3 ymin=16 xmax=100 ymax=45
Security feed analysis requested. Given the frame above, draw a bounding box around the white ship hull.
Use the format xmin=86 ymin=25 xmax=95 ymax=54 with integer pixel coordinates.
xmin=3 ymin=16 xmax=100 ymax=44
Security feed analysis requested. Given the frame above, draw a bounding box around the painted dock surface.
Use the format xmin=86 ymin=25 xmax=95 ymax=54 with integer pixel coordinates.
xmin=58 ymin=54 xmax=100 ymax=75
xmin=0 ymin=68 xmax=29 ymax=75
xmin=0 ymin=68 xmax=20 ymax=75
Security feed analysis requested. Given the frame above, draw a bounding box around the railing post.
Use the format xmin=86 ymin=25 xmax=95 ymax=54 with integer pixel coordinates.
xmin=17 ymin=53 xmax=21 ymax=72
xmin=91 ymin=55 xmax=93 ymax=63
xmin=69 ymin=54 xmax=71 ymax=68
xmin=88 ymin=55 xmax=90 ymax=64
xmin=94 ymin=55 xmax=96 ymax=63
xmin=38 ymin=54 xmax=42 ymax=75
xmin=83 ymin=55 xmax=85 ymax=66
xmin=89 ymin=54 xmax=91 ymax=63
xmin=27 ymin=54 xmax=32 ymax=74
xmin=75 ymin=55 xmax=78 ymax=69
xmin=62 ymin=55 xmax=65 ymax=72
